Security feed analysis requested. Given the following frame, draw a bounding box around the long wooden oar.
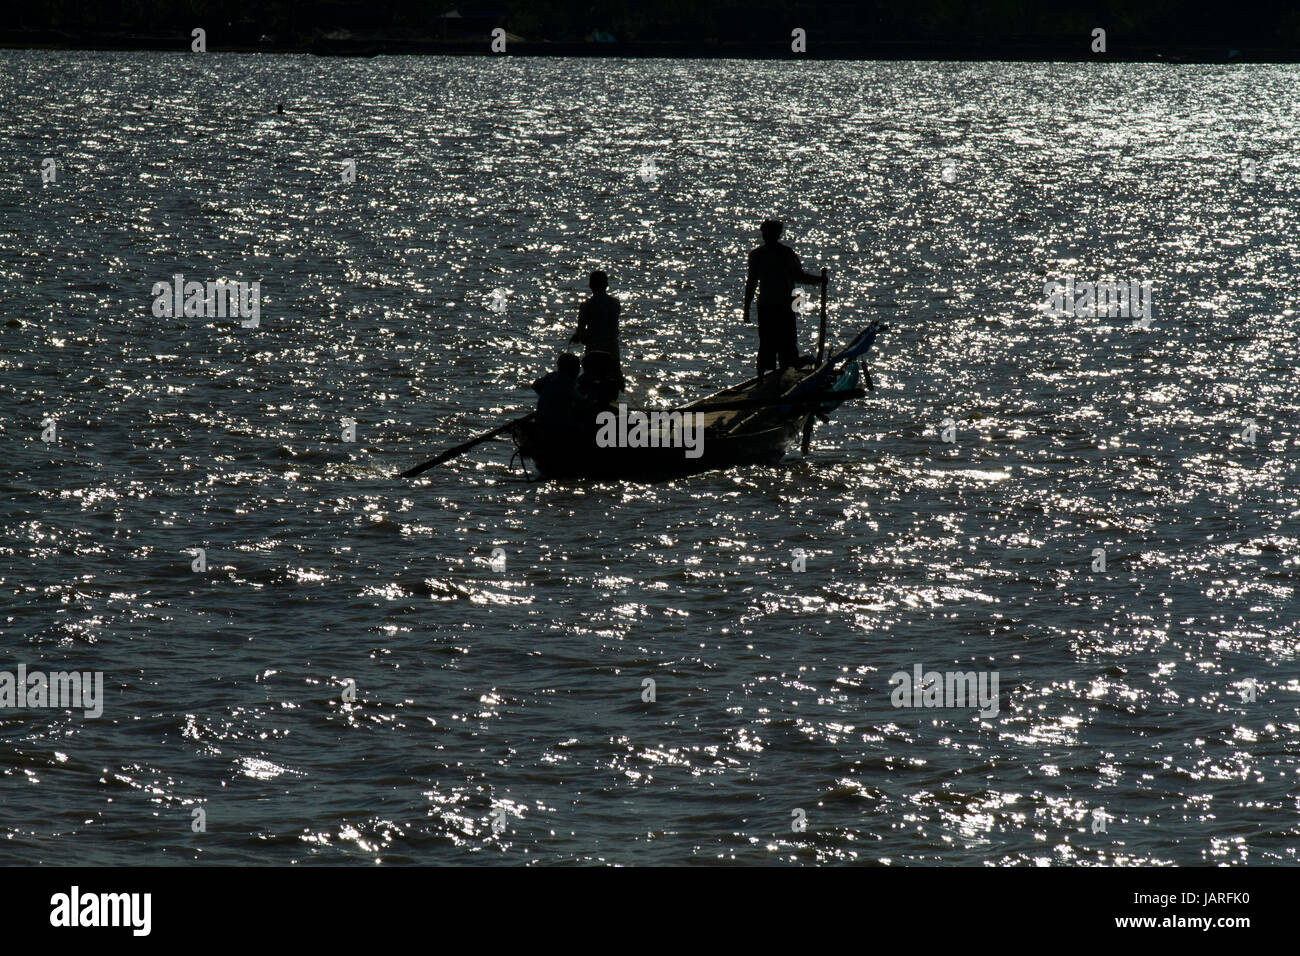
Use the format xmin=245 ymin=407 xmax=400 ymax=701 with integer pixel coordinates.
xmin=691 ymin=388 xmax=865 ymax=414
xmin=801 ymin=269 xmax=829 ymax=455
xmin=400 ymin=413 xmax=534 ymax=478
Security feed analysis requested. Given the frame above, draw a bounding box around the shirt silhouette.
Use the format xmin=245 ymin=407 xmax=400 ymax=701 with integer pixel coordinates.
xmin=744 ymin=222 xmax=823 ymax=374
xmin=571 ymin=271 xmax=622 ymax=377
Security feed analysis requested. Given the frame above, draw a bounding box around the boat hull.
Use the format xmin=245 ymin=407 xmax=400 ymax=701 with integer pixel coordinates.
xmin=508 ymin=323 xmax=886 ymax=482
xmin=513 ymin=415 xmax=808 ymax=481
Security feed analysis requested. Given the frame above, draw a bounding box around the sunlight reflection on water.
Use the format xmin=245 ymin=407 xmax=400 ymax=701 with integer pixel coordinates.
xmin=1 ymin=53 xmax=1298 ymax=865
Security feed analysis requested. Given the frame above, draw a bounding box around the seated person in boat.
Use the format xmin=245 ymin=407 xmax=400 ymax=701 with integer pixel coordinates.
xmin=743 ymin=219 xmax=827 ymax=375
xmin=570 ymin=270 xmax=622 ymax=377
xmin=576 ymin=350 xmax=624 ymax=410
xmin=532 ymin=352 xmax=582 ymax=428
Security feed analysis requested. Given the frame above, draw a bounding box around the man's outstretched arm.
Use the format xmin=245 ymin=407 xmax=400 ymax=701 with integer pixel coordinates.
xmin=792 ymin=251 xmax=826 ymax=285
xmin=570 ymin=301 xmax=589 ymax=343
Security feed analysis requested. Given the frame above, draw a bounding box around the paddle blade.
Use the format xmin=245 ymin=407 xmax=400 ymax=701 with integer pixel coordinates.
xmin=800 ymin=416 xmax=815 ymax=455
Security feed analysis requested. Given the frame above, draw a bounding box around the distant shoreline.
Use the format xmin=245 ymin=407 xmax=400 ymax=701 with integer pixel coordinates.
xmin=1 ymin=34 xmax=1294 ymax=63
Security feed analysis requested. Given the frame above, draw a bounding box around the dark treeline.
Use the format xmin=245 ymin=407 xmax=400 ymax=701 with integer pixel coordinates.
xmin=4 ymin=1 xmax=1298 ymax=57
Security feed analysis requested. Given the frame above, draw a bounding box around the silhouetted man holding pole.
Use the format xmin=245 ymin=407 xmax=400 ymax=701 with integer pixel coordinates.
xmin=743 ymin=220 xmax=826 ymax=375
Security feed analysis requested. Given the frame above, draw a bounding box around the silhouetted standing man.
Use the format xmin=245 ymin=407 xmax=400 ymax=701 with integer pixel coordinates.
xmin=743 ymin=220 xmax=826 ymax=374
xmin=571 ymin=270 xmax=622 ymax=379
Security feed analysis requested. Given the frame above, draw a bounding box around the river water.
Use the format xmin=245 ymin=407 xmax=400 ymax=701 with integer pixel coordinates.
xmin=1 ymin=51 xmax=1297 ymax=864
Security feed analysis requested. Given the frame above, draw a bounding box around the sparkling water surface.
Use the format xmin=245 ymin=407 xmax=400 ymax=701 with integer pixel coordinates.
xmin=1 ymin=52 xmax=1298 ymax=864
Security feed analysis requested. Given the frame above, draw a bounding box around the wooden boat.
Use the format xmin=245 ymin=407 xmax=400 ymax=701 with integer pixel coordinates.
xmin=511 ymin=322 xmax=887 ymax=481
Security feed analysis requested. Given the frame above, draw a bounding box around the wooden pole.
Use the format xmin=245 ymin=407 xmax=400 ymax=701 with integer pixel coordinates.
xmin=401 ymin=413 xmax=534 ymax=478
xmin=692 ymin=388 xmax=865 ymax=413
xmin=801 ymin=268 xmax=829 ymax=454
xmin=816 ymin=267 xmax=828 ymax=364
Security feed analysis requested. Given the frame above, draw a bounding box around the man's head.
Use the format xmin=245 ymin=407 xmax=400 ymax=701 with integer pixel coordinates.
xmin=761 ymin=219 xmax=783 ymax=244
xmin=589 ymin=270 xmax=609 ymax=292
xmin=557 ymin=352 xmax=581 ymax=378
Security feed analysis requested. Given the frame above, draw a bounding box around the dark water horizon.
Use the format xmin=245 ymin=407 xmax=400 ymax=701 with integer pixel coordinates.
xmin=1 ymin=51 xmax=1297 ymax=865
